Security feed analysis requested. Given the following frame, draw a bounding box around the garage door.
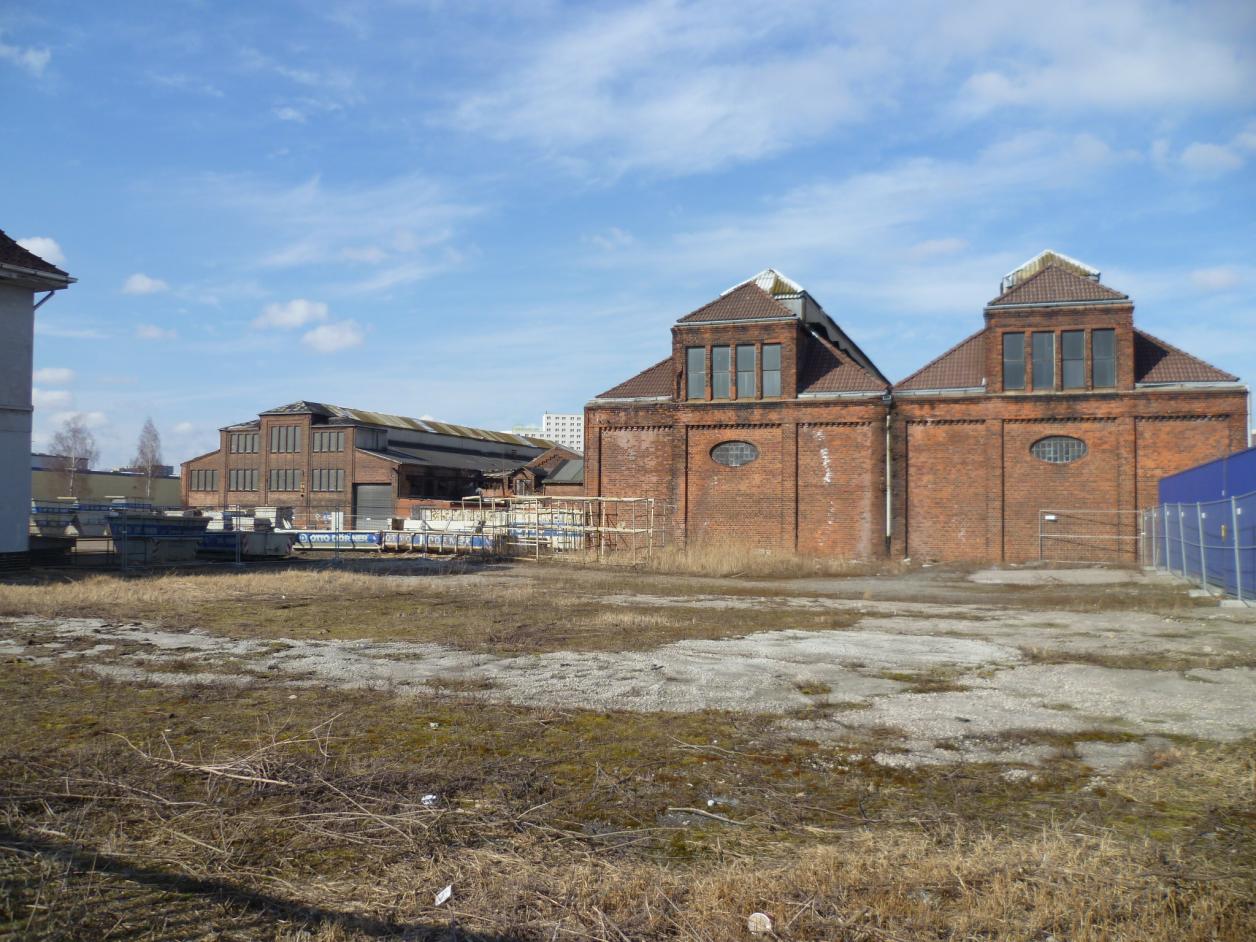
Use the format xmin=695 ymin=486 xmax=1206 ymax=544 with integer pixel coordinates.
xmin=353 ymin=484 xmax=394 ymax=530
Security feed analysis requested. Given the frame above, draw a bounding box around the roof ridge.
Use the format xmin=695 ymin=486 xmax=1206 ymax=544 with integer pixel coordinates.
xmin=677 ymin=282 xmax=795 ymax=323
xmin=1134 ymin=328 xmax=1238 ymax=383
xmin=893 ymin=329 xmax=985 ymax=390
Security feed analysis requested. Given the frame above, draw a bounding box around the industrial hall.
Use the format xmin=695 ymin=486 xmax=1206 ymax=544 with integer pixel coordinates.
xmin=585 ymin=253 xmax=1247 ymax=563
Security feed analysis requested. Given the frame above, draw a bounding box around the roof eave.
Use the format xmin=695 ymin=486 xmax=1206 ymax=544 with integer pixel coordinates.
xmin=984 ymin=298 xmax=1129 ymax=312
xmin=892 ymin=386 xmax=986 ymax=397
xmin=797 ymin=389 xmax=889 ymax=399
xmin=0 ymin=262 xmax=75 ymax=290
xmin=1134 ymin=381 xmax=1244 ymax=390
xmin=588 ymin=395 xmax=673 ymax=405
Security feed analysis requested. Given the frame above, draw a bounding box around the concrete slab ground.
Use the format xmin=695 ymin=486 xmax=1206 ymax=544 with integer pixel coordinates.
xmin=3 ymin=562 xmax=1254 ymax=772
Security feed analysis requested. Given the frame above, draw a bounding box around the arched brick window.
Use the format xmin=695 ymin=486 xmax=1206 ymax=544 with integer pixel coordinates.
xmin=711 ymin=441 xmax=759 ymax=467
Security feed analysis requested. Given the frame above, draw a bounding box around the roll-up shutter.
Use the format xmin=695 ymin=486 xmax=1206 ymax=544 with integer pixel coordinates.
xmin=353 ymin=483 xmax=394 ymax=530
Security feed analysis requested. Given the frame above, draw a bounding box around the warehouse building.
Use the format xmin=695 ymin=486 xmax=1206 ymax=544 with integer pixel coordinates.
xmin=181 ymin=401 xmax=551 ymax=527
xmin=585 ymin=270 xmax=892 ymax=557
xmin=891 ymin=251 xmax=1247 ymax=563
xmin=586 ymin=256 xmax=1247 ymax=563
xmin=0 ymin=231 xmax=74 ymax=568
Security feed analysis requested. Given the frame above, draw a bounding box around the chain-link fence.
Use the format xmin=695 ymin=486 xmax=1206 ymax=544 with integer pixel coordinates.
xmin=1141 ymin=491 xmax=1255 ymax=602
xmin=1036 ymin=509 xmax=1142 ymax=564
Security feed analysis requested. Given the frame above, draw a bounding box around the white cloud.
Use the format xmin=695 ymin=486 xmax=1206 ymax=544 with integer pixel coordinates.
xmin=135 ymin=324 xmax=177 ymax=341
xmin=51 ymin=410 xmax=107 ymax=429
xmin=0 ymin=37 xmax=51 ymax=77
xmin=33 ymin=367 xmax=75 ymax=384
xmin=16 ymin=236 xmax=66 ymax=267
xmin=273 ymin=105 xmax=307 ymax=123
xmin=173 ymin=421 xmax=196 ymax=434
xmin=32 ymin=388 xmax=72 ymax=409
xmin=122 ymin=272 xmax=170 ymax=295
xmin=301 ymin=320 xmax=364 ymax=353
xmin=1180 ymin=142 xmax=1244 ymax=176
xmin=588 ymin=227 xmax=635 ymax=251
xmin=200 ymin=172 xmax=479 ymax=292
xmin=909 ymin=237 xmax=968 ymax=259
xmin=253 ymin=298 xmax=329 ymax=329
xmin=1190 ymin=266 xmax=1242 ymax=291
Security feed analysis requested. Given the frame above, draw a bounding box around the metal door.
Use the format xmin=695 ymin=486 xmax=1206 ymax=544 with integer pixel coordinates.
xmin=353 ymin=484 xmax=393 ymax=530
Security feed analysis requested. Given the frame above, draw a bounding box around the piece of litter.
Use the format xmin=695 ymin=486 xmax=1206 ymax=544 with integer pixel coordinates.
xmin=429 ymin=722 xmax=439 ymax=729
xmin=421 ymin=794 xmax=438 ymax=807
xmin=288 ymin=694 xmax=297 ymax=700
xmin=435 ymin=884 xmax=453 ymax=906
xmin=747 ymin=911 xmax=772 ymax=934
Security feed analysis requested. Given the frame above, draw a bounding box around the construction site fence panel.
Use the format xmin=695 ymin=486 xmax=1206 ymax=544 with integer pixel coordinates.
xmin=1141 ymin=491 xmax=1256 ymax=602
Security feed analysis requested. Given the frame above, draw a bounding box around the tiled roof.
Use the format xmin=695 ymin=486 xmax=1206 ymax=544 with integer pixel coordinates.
xmin=798 ymin=333 xmax=888 ymax=395
xmin=0 ymin=229 xmax=69 ymax=277
xmin=988 ymin=265 xmax=1127 ymax=307
xmin=1135 ymin=330 xmax=1238 ymax=384
xmin=595 ymin=357 xmax=674 ymax=399
xmin=894 ymin=330 xmax=986 ymax=392
xmin=676 ymin=282 xmax=795 ymax=323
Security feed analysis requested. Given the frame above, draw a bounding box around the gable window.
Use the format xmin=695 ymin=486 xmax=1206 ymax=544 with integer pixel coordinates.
xmin=1032 ymin=331 xmax=1054 ymax=390
xmin=736 ymin=344 xmax=756 ymax=398
xmin=1062 ymin=330 xmax=1085 ymax=389
xmin=686 ymin=347 xmax=705 ymax=400
xmin=762 ymin=344 xmax=781 ymax=397
xmin=1092 ymin=329 xmax=1115 ymax=388
xmin=711 ymin=441 xmax=759 ymax=467
xmin=1002 ymin=332 xmax=1025 ymax=390
xmin=1030 ymin=436 xmax=1087 ymax=464
xmin=712 ymin=346 xmax=731 ymax=399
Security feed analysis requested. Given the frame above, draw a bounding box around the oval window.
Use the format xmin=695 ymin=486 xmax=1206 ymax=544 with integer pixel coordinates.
xmin=711 ymin=441 xmax=759 ymax=467
xmin=1030 ymin=436 xmax=1087 ymax=464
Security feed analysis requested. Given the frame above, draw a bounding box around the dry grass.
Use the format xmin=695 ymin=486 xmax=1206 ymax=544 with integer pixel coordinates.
xmin=2 ymin=660 xmax=1253 ymax=941
xmin=0 ymin=567 xmax=863 ymax=655
xmin=637 ymin=544 xmax=895 ymax=579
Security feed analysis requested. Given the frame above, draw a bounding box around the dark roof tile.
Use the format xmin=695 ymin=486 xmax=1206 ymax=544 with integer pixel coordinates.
xmin=894 ymin=330 xmax=986 ymax=392
xmin=797 ymin=333 xmax=887 ymax=395
xmin=988 ymin=265 xmax=1127 ymax=307
xmin=1134 ymin=330 xmax=1237 ymax=384
xmin=0 ymin=229 xmax=69 ymax=277
xmin=676 ymin=282 xmax=795 ymax=323
xmin=595 ymin=357 xmax=674 ymax=399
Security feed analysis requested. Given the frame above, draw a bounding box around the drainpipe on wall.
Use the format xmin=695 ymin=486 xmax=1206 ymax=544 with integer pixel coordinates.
xmin=883 ymin=394 xmax=893 ymax=556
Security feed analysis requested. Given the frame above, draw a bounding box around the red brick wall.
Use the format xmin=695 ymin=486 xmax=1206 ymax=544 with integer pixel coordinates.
xmin=797 ymin=422 xmax=880 ymax=557
xmin=685 ymin=424 xmax=783 ymax=549
xmin=1135 ymin=416 xmax=1238 ymax=509
xmin=901 ymin=419 xmax=991 ymax=562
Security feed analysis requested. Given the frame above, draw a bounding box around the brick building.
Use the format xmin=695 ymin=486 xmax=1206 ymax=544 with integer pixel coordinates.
xmin=585 ymin=270 xmax=892 ymax=556
xmin=891 ymin=251 xmax=1246 ymax=563
xmin=586 ymin=256 xmax=1247 ymax=563
xmin=181 ymin=401 xmax=551 ymax=527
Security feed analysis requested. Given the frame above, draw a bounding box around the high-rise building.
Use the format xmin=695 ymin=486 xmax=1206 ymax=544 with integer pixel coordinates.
xmin=542 ymin=412 xmax=584 ymax=453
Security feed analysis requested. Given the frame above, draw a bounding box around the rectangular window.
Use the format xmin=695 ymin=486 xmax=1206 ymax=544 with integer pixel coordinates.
xmin=1062 ymin=330 xmax=1085 ymax=389
xmin=270 ymin=425 xmax=301 ymax=453
xmin=736 ymin=344 xmax=756 ymax=398
xmin=1032 ymin=331 xmax=1055 ymax=390
xmin=189 ymin=468 xmax=218 ymax=491
xmin=1092 ymin=328 xmax=1116 ymax=388
xmin=312 ymin=468 xmax=345 ymax=492
xmin=1002 ymin=332 xmax=1025 ymax=390
xmin=762 ymin=344 xmax=781 ymax=397
xmin=686 ymin=347 xmax=705 ymax=400
xmin=228 ymin=468 xmax=258 ymax=491
xmin=268 ymin=468 xmax=302 ymax=491
xmin=712 ymin=346 xmax=731 ymax=399
xmin=230 ymin=432 xmax=258 ymax=454
xmin=313 ymin=430 xmax=345 ymax=452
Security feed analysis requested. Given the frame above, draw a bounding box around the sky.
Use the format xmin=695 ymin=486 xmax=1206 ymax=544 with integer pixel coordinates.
xmin=4 ymin=0 xmax=1255 ymax=469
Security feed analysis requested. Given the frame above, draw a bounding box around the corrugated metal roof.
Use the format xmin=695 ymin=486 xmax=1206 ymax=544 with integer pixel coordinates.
xmin=358 ymin=445 xmax=529 ymax=473
xmin=258 ymin=401 xmax=554 ymax=448
xmin=547 ymin=458 xmax=584 ymax=484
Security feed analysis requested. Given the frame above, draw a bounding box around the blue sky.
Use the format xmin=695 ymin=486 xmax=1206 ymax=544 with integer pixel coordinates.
xmin=4 ymin=0 xmax=1254 ymax=468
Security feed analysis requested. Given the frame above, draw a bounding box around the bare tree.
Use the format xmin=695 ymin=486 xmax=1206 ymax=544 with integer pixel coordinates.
xmin=47 ymin=415 xmax=100 ymax=498
xmin=131 ymin=417 xmax=164 ymax=499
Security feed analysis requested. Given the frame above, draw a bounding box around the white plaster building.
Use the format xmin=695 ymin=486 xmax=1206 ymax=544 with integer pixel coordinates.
xmin=541 ymin=412 xmax=584 ymax=453
xmin=1 ymin=231 xmax=74 ymax=567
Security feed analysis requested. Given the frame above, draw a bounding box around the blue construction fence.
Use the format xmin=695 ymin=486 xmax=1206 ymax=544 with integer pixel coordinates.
xmin=1145 ymin=445 xmax=1256 ymax=602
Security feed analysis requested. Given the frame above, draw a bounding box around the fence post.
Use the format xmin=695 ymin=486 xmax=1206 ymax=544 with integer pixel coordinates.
xmin=1162 ymin=506 xmax=1170 ymax=572
xmin=1234 ymin=497 xmax=1243 ymax=603
xmin=1176 ymin=504 xmax=1186 ymax=578
xmin=1197 ymin=502 xmax=1208 ymax=589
